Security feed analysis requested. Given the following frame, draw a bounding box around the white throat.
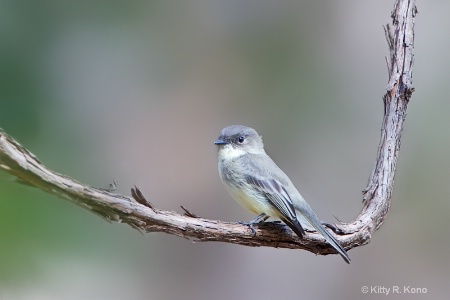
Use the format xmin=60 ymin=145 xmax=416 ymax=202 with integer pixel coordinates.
xmin=217 ymin=144 xmax=247 ymax=160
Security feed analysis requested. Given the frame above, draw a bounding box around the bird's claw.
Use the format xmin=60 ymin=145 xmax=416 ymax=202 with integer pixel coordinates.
xmin=238 ymin=221 xmax=258 ymax=236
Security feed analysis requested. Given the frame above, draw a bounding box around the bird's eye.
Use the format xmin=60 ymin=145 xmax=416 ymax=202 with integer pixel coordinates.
xmin=238 ymin=136 xmax=245 ymax=144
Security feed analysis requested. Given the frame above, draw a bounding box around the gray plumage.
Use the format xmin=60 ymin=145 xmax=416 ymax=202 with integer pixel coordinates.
xmin=215 ymin=125 xmax=350 ymax=264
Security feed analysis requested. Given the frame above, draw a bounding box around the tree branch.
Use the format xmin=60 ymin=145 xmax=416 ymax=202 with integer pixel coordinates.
xmin=0 ymin=0 xmax=416 ymax=259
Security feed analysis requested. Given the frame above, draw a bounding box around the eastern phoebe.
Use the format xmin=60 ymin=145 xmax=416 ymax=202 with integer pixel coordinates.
xmin=214 ymin=125 xmax=350 ymax=264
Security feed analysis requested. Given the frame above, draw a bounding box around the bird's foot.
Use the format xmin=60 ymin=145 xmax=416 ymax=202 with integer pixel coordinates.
xmin=238 ymin=213 xmax=269 ymax=236
xmin=238 ymin=221 xmax=258 ymax=236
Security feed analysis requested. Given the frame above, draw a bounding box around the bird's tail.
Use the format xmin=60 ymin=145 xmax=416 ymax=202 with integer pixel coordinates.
xmin=298 ymin=205 xmax=351 ymax=264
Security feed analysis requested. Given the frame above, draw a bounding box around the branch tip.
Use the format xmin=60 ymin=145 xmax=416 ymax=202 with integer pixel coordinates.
xmin=180 ymin=206 xmax=199 ymax=218
xmin=131 ymin=186 xmax=156 ymax=212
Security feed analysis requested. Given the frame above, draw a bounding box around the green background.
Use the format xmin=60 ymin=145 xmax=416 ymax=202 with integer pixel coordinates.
xmin=1 ymin=1 xmax=449 ymax=299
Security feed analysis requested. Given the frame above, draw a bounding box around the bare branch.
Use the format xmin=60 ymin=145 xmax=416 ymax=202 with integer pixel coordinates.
xmin=0 ymin=0 xmax=416 ymax=259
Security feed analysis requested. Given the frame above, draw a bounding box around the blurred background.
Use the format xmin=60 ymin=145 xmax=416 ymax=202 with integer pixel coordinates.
xmin=0 ymin=1 xmax=448 ymax=299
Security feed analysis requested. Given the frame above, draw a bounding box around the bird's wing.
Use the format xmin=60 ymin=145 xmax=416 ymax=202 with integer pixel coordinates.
xmin=245 ymin=175 xmax=297 ymax=222
xmin=245 ymin=174 xmax=306 ymax=237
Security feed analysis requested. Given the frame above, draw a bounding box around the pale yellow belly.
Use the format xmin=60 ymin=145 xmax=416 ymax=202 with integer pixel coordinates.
xmin=225 ymin=184 xmax=281 ymax=218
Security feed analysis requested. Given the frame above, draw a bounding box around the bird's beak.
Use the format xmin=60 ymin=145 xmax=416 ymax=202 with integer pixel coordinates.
xmin=214 ymin=138 xmax=228 ymax=145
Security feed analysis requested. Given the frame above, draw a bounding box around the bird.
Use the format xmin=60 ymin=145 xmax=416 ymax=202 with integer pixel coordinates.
xmin=214 ymin=125 xmax=350 ymax=263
